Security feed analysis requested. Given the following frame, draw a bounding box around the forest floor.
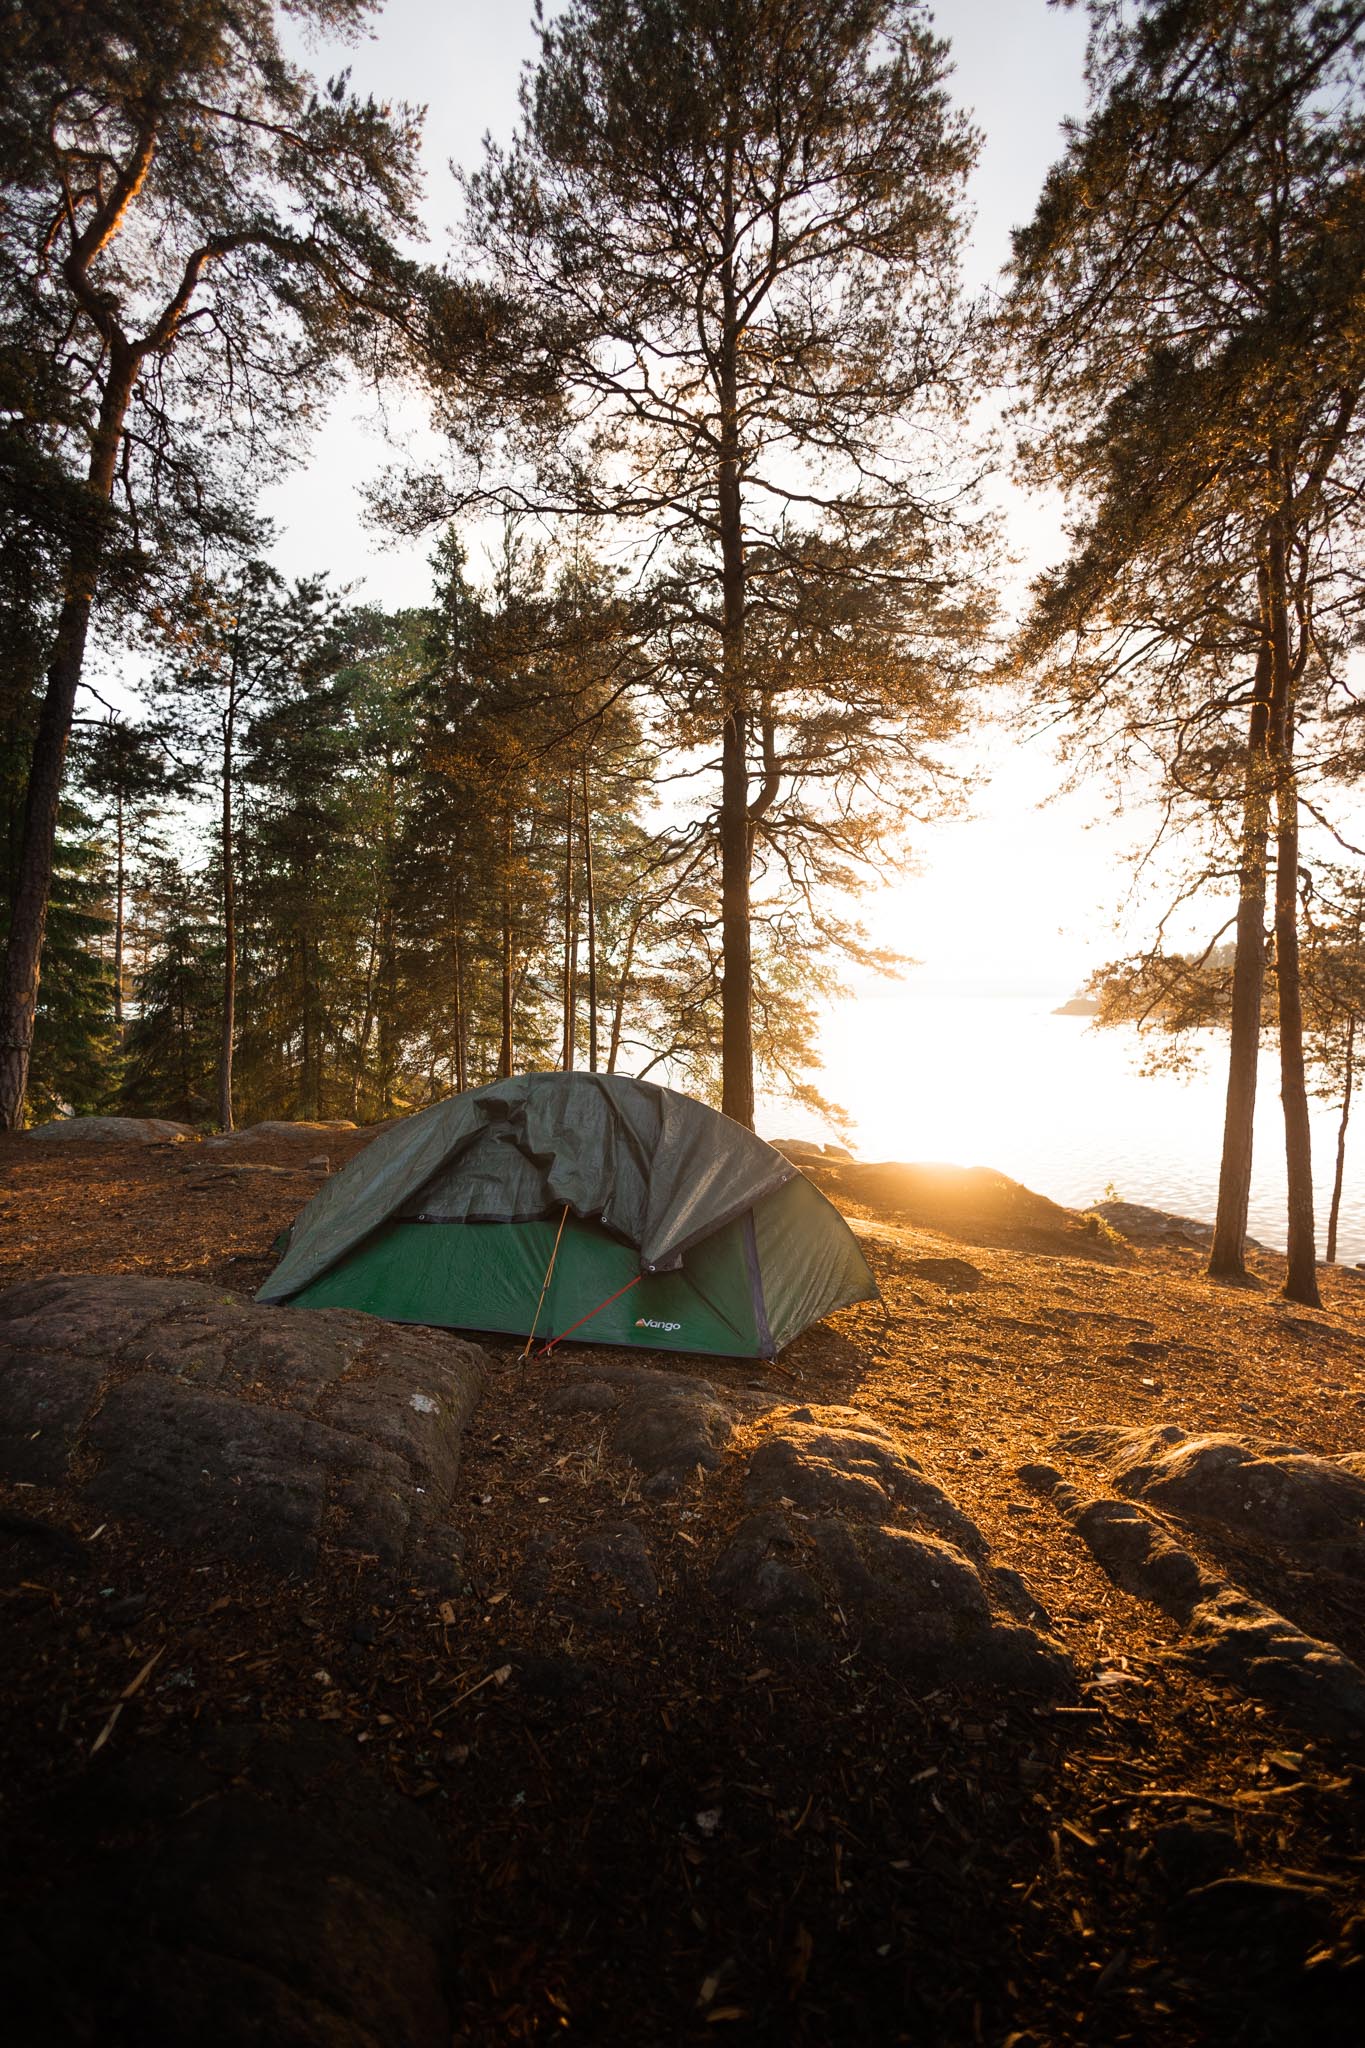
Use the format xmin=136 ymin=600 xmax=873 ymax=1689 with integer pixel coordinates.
xmin=1 ymin=1127 xmax=1363 ymax=2047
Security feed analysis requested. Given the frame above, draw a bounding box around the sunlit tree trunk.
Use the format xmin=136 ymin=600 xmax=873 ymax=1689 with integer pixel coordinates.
xmin=376 ymin=1007 xmax=393 ymax=1120
xmin=218 ymin=704 xmax=237 ymax=1133
xmin=1209 ymin=632 xmax=1274 ymax=1280
xmin=351 ymin=902 xmax=382 ymax=1119
xmin=498 ymin=811 xmax=514 ymax=1079
xmin=1267 ymin=517 xmax=1320 ymax=1308
xmin=1326 ymin=1014 xmax=1355 ymax=1264
xmin=607 ymin=910 xmax=642 ymax=1077
xmin=561 ymin=780 xmax=576 ymax=1069
xmin=112 ymin=785 xmax=126 ymax=1032
xmin=1275 ymin=773 xmax=1318 ymax=1304
xmin=452 ymin=872 xmax=468 ymax=1094
xmin=717 ymin=139 xmax=754 ymax=1128
xmin=582 ymin=762 xmax=598 ymax=1073
xmin=0 ymin=344 xmax=137 ymax=1127
xmin=298 ymin=920 xmax=326 ymax=1121
xmin=299 ymin=939 xmax=312 ymax=1116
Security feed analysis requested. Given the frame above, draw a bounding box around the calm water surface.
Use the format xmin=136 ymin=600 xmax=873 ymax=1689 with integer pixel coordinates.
xmin=776 ymin=993 xmax=1365 ymax=1268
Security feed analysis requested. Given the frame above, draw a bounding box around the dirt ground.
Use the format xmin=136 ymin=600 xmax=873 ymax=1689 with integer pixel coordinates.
xmin=1 ymin=1129 xmax=1363 ymax=2046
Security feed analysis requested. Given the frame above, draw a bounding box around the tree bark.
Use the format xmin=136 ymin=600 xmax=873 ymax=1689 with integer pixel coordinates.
xmin=561 ymin=780 xmax=576 ymax=1070
xmin=498 ymin=811 xmax=514 ymax=1079
xmin=351 ymin=901 xmax=382 ymax=1118
xmin=0 ymin=343 xmax=137 ymax=1127
xmin=112 ymin=786 xmax=126 ymax=1032
xmin=298 ymin=920 xmax=326 ymax=1122
xmin=717 ymin=137 xmax=755 ymax=1127
xmin=1326 ymin=1014 xmax=1355 ymax=1264
xmin=1274 ymin=775 xmax=1319 ymax=1303
xmin=1263 ymin=513 xmax=1320 ymax=1307
xmin=452 ymin=872 xmax=468 ymax=1094
xmin=372 ymin=897 xmax=399 ymax=1117
xmin=299 ymin=936 xmax=313 ymax=1118
xmin=217 ymin=708 xmax=236 ymax=1133
xmin=1209 ymin=632 xmax=1274 ymax=1279
xmin=1271 ymin=786 xmax=1319 ymax=1304
xmin=582 ymin=762 xmax=598 ymax=1073
xmin=607 ymin=911 xmax=641 ymax=1076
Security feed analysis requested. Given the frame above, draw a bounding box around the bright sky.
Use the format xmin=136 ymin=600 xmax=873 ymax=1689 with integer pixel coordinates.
xmin=265 ymin=0 xmax=1121 ymax=1000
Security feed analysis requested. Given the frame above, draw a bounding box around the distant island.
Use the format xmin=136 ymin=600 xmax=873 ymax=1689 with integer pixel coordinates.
xmin=1052 ymin=993 xmax=1101 ymax=1016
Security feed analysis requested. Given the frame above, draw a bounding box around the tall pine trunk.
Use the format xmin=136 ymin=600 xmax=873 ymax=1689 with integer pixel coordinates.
xmin=452 ymin=872 xmax=468 ymax=1094
xmin=299 ymin=936 xmax=314 ymax=1118
xmin=716 ymin=136 xmax=757 ymax=1130
xmin=1274 ymin=773 xmax=1319 ymax=1303
xmin=0 ymin=344 xmax=137 ymax=1127
xmin=351 ymin=902 xmax=383 ymax=1118
xmin=561 ymin=780 xmax=576 ymax=1069
xmin=218 ymin=714 xmax=236 ymax=1133
xmin=373 ymin=900 xmax=400 ymax=1117
xmin=112 ymin=786 xmax=126 ymax=1032
xmin=1267 ymin=522 xmax=1320 ymax=1307
xmin=1209 ymin=631 xmax=1274 ymax=1279
xmin=717 ymin=136 xmax=755 ymax=1128
xmin=299 ymin=925 xmax=325 ymax=1121
xmin=607 ymin=911 xmax=641 ymax=1076
xmin=1326 ymin=1014 xmax=1355 ymax=1264
xmin=498 ymin=811 xmax=514 ymax=1079
xmin=582 ymin=763 xmax=598 ymax=1073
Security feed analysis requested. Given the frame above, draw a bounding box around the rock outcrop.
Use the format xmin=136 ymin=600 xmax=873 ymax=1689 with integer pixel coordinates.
xmin=1093 ymin=1201 xmax=1266 ymax=1252
xmin=711 ymin=1403 xmax=1070 ymax=1691
xmin=0 ymin=1275 xmax=483 ymax=1586
xmin=1028 ymin=1424 xmax=1365 ymax=1738
xmin=1059 ymin=1422 xmax=1365 ymax=1561
xmin=27 ymin=1116 xmax=197 ymax=1143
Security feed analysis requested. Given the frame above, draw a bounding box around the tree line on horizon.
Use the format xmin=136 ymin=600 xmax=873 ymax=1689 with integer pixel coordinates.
xmin=9 ymin=529 xmax=853 ymax=1130
xmin=3 ymin=0 xmax=1365 ymax=1307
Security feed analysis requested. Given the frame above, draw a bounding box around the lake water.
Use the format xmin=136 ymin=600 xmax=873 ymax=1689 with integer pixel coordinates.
xmin=761 ymin=992 xmax=1365 ymax=1268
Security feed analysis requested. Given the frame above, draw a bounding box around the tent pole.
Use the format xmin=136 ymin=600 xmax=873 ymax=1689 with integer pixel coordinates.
xmin=521 ymin=1205 xmax=571 ymax=1360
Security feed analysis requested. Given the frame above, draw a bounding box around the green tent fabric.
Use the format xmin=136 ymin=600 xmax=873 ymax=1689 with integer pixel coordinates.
xmin=258 ymin=1072 xmax=876 ymax=1359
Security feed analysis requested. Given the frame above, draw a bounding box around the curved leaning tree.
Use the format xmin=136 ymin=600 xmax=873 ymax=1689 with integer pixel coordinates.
xmin=0 ymin=0 xmax=431 ymax=1129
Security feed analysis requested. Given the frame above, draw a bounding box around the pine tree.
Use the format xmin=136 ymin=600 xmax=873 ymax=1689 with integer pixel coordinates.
xmin=0 ymin=0 xmax=426 ymax=1126
xmin=77 ymin=714 xmax=184 ymax=1033
xmin=429 ymin=0 xmax=986 ymax=1125
xmin=150 ymin=561 xmax=340 ymax=1128
xmin=1007 ymin=0 xmax=1365 ymax=1305
xmin=120 ymin=856 xmax=221 ymax=1123
xmin=238 ymin=621 xmax=363 ymax=1120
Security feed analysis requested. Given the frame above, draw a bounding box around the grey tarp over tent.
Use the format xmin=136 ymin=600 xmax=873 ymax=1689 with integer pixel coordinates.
xmin=258 ymin=1073 xmax=877 ymax=1358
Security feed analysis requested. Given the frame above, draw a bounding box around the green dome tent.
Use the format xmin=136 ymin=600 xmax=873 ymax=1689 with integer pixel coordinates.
xmin=259 ymin=1072 xmax=876 ymax=1360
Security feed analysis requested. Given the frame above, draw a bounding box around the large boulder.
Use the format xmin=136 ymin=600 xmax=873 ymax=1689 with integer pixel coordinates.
xmin=27 ymin=1116 xmax=196 ymax=1143
xmin=0 ymin=1275 xmax=483 ymax=1584
xmin=714 ymin=1404 xmax=1070 ymax=1693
